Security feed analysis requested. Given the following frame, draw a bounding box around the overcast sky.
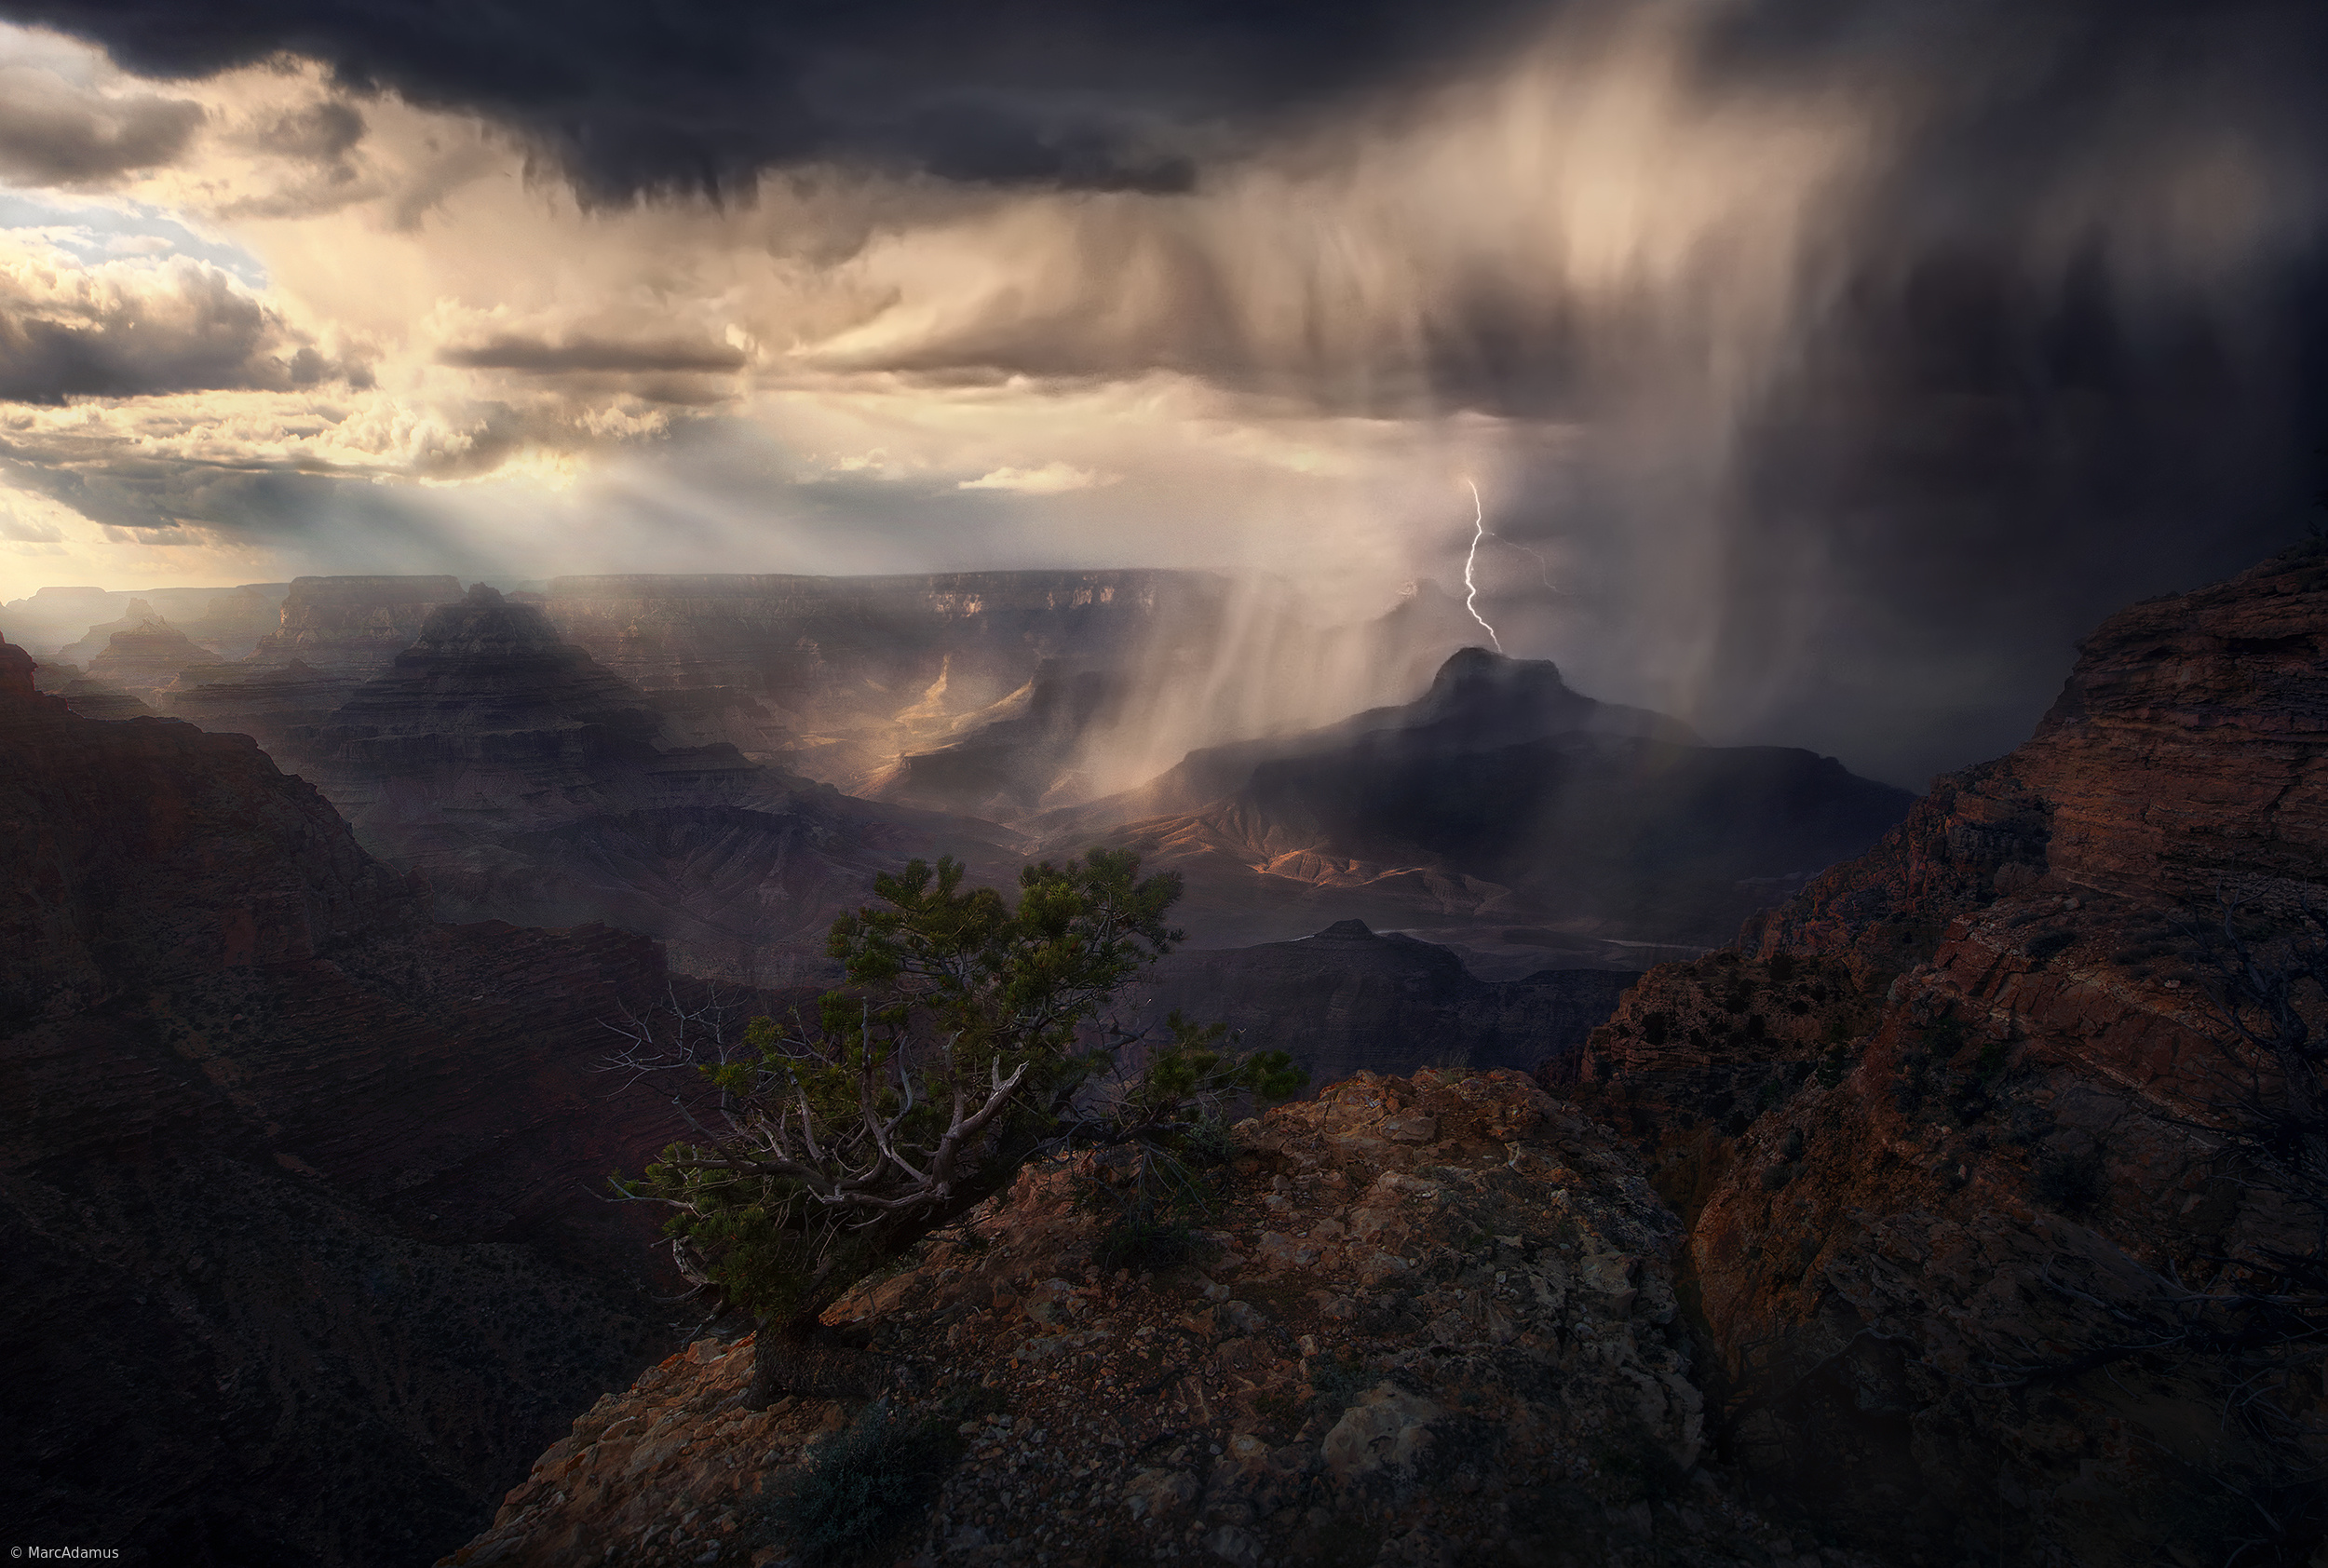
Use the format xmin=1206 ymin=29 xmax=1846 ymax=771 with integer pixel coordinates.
xmin=0 ymin=0 xmax=2321 ymax=785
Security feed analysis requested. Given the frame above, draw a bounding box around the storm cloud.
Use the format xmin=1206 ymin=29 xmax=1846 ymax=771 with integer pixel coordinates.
xmin=0 ymin=0 xmax=2321 ymax=786
xmin=0 ymin=58 xmax=199 ymax=184
xmin=0 ymin=0 xmax=1547 ymax=199
xmin=0 ymin=245 xmax=368 ymax=401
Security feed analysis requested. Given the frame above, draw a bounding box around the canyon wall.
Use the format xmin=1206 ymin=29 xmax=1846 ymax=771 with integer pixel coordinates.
xmin=543 ymin=570 xmax=1480 ymax=800
xmin=0 ymin=635 xmax=697 ymax=1566
xmin=1132 ymin=918 xmax=1636 ymax=1087
xmin=1058 ymin=648 xmax=1915 ymax=954
xmin=253 ymin=574 xmax=466 ymax=673
xmin=6 ymin=583 xmax=288 ymax=661
xmin=1568 ymin=545 xmax=2328 ymax=1565
xmin=243 ymin=584 xmax=1023 ymax=983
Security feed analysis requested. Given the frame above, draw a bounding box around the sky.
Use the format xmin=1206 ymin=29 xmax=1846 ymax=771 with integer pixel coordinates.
xmin=0 ymin=0 xmax=2321 ymax=786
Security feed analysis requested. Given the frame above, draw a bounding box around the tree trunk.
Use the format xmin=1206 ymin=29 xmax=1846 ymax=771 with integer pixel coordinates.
xmin=742 ymin=1311 xmax=892 ymax=1409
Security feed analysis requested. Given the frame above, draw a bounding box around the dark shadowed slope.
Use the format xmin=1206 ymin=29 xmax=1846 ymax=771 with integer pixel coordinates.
xmin=1569 ymin=545 xmax=2328 ymax=1566
xmin=288 ymin=585 xmax=1026 ymax=982
xmin=0 ymin=633 xmax=692 ymax=1567
xmin=1046 ymin=646 xmax=1914 ymax=951
xmin=1129 ymin=918 xmax=1635 ymax=1088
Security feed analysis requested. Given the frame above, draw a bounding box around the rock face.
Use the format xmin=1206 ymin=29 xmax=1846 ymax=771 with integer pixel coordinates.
xmin=30 ymin=657 xmax=159 ymax=720
xmin=1047 ymin=648 xmax=1915 ymax=953
xmin=19 ymin=583 xmax=289 ymax=663
xmin=289 ymin=586 xmax=1025 ymax=983
xmin=0 ymin=584 xmax=116 ymax=655
xmin=1566 ymin=547 xmax=2328 ymax=1566
xmin=306 ymin=583 xmax=739 ymax=818
xmin=86 ymin=616 xmax=223 ymax=703
xmin=253 ymin=574 xmax=466 ymax=673
xmin=167 ymin=656 xmax=365 ymax=757
xmin=0 ymin=631 xmax=696 ymax=1566
xmin=1132 ymin=919 xmax=1636 ymax=1088
xmin=542 ymin=571 xmax=1481 ymax=802
xmin=863 ymin=658 xmax=1126 ymax=818
xmin=445 ymin=1069 xmax=1882 ymax=1568
xmin=50 ymin=594 xmax=162 ymax=667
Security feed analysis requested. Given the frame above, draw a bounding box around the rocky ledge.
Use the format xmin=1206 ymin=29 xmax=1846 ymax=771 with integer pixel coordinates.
xmin=444 ymin=1070 xmax=1882 ymax=1568
xmin=1571 ymin=546 xmax=2328 ymax=1566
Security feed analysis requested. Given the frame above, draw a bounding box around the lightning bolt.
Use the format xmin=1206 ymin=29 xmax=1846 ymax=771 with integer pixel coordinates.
xmin=1462 ymin=479 xmax=1504 ymax=653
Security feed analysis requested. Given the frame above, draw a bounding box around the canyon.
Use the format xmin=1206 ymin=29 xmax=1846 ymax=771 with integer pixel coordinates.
xmin=431 ymin=543 xmax=2326 ymax=1568
xmin=9 ymin=543 xmax=2322 ymax=1566
xmin=0 ymin=632 xmax=695 ymax=1566
xmin=1049 ymin=645 xmax=1915 ymax=956
xmin=24 ymin=572 xmax=1912 ymax=980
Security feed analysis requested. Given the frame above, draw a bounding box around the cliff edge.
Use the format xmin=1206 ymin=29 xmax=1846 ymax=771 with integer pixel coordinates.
xmin=1577 ymin=546 xmax=2328 ymax=1565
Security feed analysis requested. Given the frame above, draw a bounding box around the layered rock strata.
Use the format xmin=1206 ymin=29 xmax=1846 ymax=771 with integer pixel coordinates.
xmin=446 ymin=1069 xmax=1883 ymax=1568
xmin=543 ymin=572 xmax=1481 ymax=798
xmin=1568 ymin=546 xmax=2328 ymax=1565
xmin=0 ymin=633 xmax=693 ymax=1566
xmin=1048 ymin=648 xmax=1915 ymax=951
xmin=30 ymin=657 xmax=158 ymax=720
xmin=864 ymin=658 xmax=1126 ymax=818
xmin=253 ymin=574 xmax=465 ymax=673
xmin=27 ymin=584 xmax=289 ymax=664
xmin=1133 ymin=919 xmax=1636 ymax=1088
xmin=168 ymin=656 xmax=365 ymax=759
xmin=85 ymin=616 xmax=223 ymax=703
xmin=290 ymin=585 xmax=1025 ymax=982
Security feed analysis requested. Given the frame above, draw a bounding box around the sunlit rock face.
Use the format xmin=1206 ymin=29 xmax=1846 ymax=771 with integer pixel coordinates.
xmin=252 ymin=574 xmax=467 ymax=674
xmin=1045 ymin=646 xmax=1915 ymax=954
xmin=862 ymin=657 xmax=1128 ymax=818
xmin=1567 ymin=545 xmax=2328 ymax=1566
xmin=544 ymin=571 xmax=1482 ymax=806
xmin=0 ymin=629 xmax=686 ymax=1568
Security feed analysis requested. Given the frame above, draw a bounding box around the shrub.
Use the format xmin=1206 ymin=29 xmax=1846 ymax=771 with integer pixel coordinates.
xmin=767 ymin=1399 xmax=960 ymax=1564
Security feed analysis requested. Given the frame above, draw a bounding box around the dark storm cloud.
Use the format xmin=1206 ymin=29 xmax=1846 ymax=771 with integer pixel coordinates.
xmin=0 ymin=260 xmax=370 ymax=402
xmin=0 ymin=63 xmax=200 ymax=183
xmin=0 ymin=0 xmax=1545 ymax=199
xmin=5 ymin=0 xmax=2321 ymax=790
xmin=440 ymin=333 xmax=747 ymax=375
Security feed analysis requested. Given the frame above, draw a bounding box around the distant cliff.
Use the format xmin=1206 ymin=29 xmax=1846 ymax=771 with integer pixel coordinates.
xmin=1051 ymin=647 xmax=1915 ymax=953
xmin=269 ymin=585 xmax=1025 ymax=983
xmin=543 ymin=571 xmax=1481 ymax=801
xmin=253 ymin=574 xmax=465 ymax=673
xmin=0 ymin=633 xmax=693 ymax=1567
xmin=1132 ymin=919 xmax=1636 ymax=1087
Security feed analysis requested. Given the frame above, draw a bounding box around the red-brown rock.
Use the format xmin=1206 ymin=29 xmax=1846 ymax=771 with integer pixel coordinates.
xmin=1570 ymin=547 xmax=2328 ymax=1566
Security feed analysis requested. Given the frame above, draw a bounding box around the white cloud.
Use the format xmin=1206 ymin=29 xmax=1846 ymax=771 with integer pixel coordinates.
xmin=956 ymin=461 xmax=1118 ymax=494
